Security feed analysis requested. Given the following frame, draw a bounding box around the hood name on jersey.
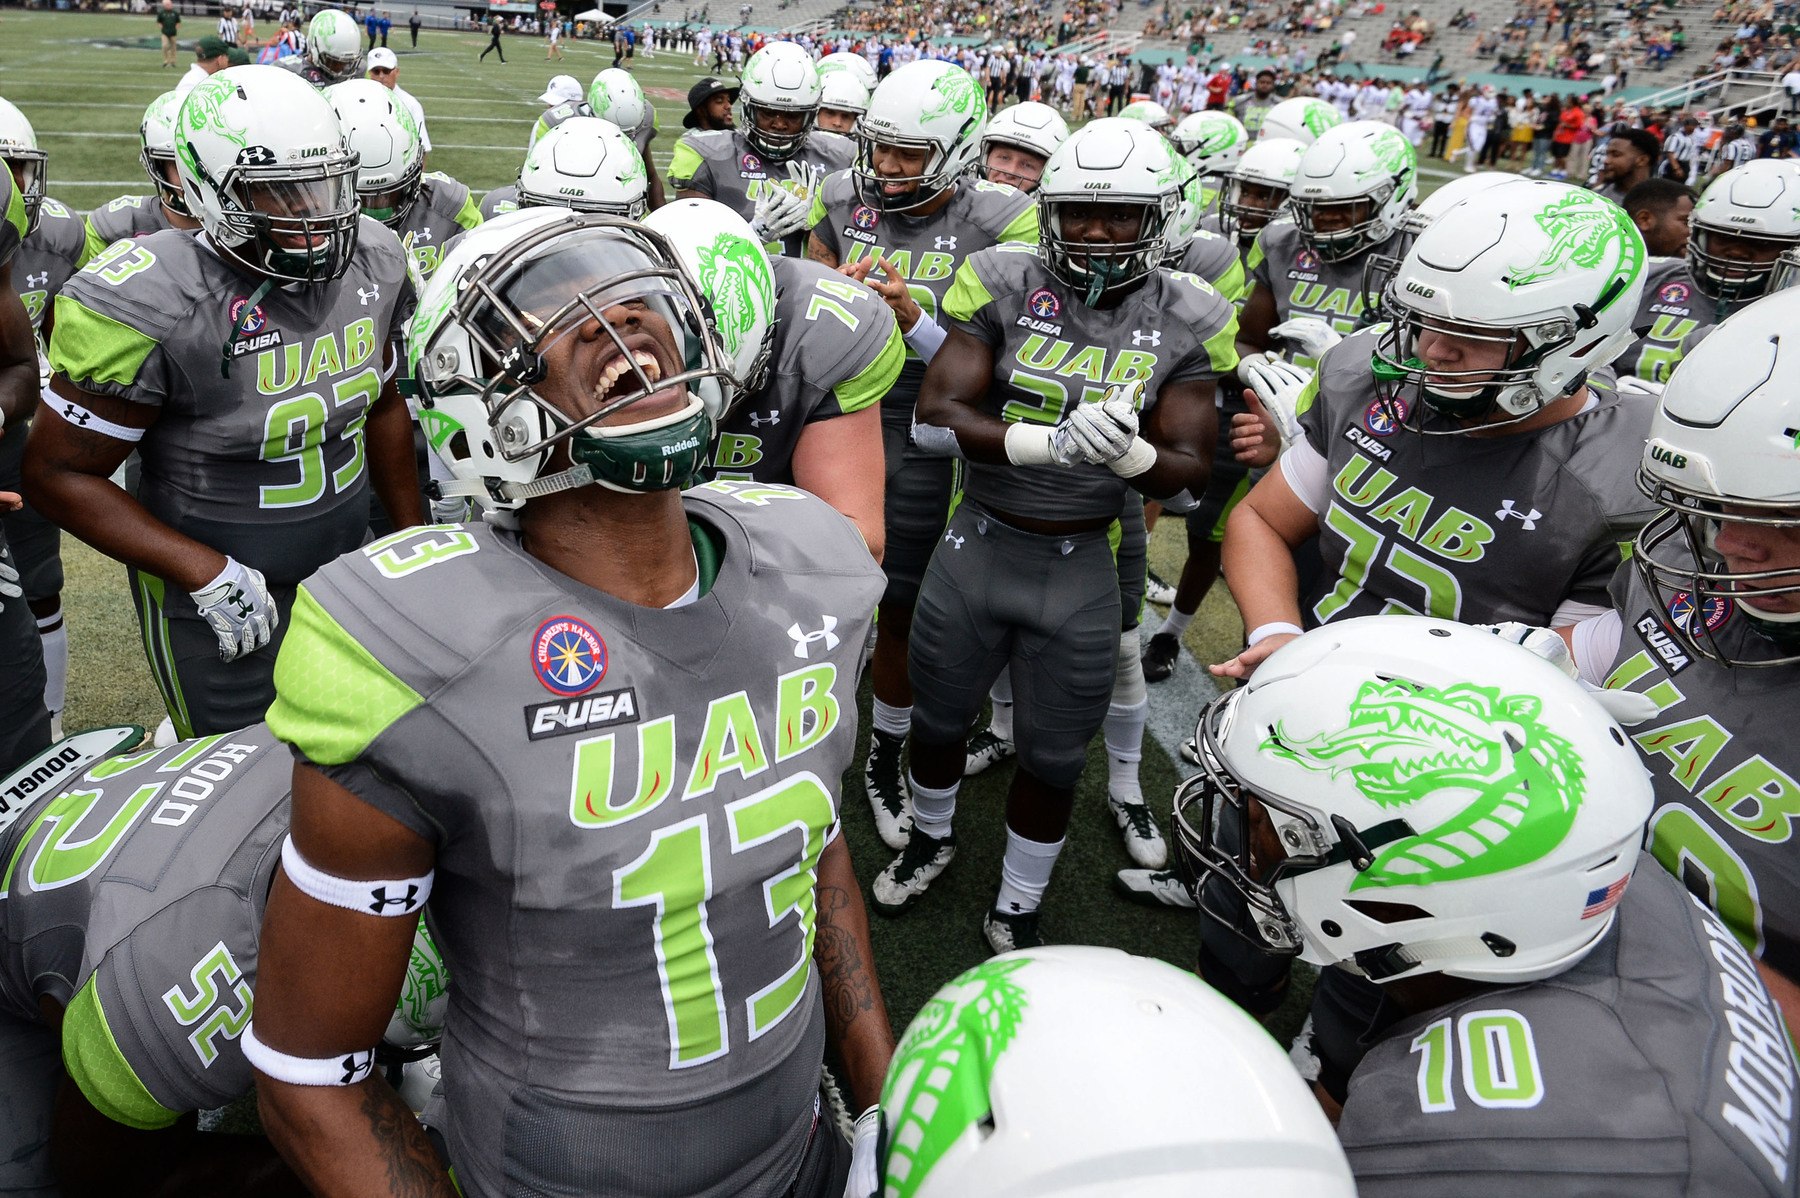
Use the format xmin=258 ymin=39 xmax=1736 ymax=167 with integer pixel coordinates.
xmin=256 ymin=317 xmax=380 ymax=396
xmin=526 ymin=686 xmax=641 ymax=741
xmin=55 ymin=735 xmax=268 ymax=839
xmin=568 ymin=663 xmax=842 ymax=828
xmin=1698 ymin=908 xmax=1798 ymax=1183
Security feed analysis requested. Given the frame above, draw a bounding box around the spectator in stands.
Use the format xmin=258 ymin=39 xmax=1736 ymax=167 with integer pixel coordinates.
xmin=1620 ymin=177 xmax=1698 ymax=257
xmin=1593 ymin=126 xmax=1658 ymax=202
xmin=1762 ymin=114 xmax=1800 ymax=157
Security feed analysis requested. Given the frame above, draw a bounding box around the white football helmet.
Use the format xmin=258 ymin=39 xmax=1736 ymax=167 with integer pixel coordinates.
xmin=643 ymin=198 xmax=777 ymax=405
xmin=980 ymin=100 xmax=1068 ymax=166
xmin=408 ymin=209 xmax=739 ymax=521
xmin=817 ymin=49 xmax=878 ymax=92
xmin=0 ymin=98 xmax=46 ymax=237
xmin=530 ymin=98 xmax=595 ymax=151
xmin=383 ymin=917 xmax=449 ymax=1057
xmin=818 ymin=70 xmax=870 ymax=120
xmin=1687 ymin=159 xmax=1800 ymax=302
xmin=327 ymin=78 xmax=424 ymax=228
xmin=1259 ymin=96 xmax=1343 ymax=145
xmin=1174 ymin=617 xmax=1654 ymax=985
xmin=1169 ymin=109 xmax=1248 ymax=177
xmin=518 ymin=117 xmax=648 ymax=218
xmin=1218 ymin=136 xmax=1305 ymax=246
xmin=1117 ymin=98 xmax=1175 ymax=134
xmin=1289 ymin=120 xmax=1417 ymax=263
xmin=305 ymin=9 xmax=365 ymax=83
xmin=853 ymin=61 xmax=987 ymax=213
xmin=1635 ymin=287 xmax=1800 ymax=667
xmin=1163 ymin=157 xmax=1207 ymax=266
xmin=1372 ymin=180 xmax=1647 ymax=430
xmin=585 ymin=68 xmax=651 ymax=138
xmin=880 ymin=947 xmax=1356 ymax=1198
xmin=139 ymin=90 xmax=189 ymax=216
xmin=1038 ymin=117 xmax=1183 ymax=304
xmin=1364 ymin=172 xmax=1526 ymax=321
xmin=738 ymin=41 xmax=822 ymax=161
xmin=174 ymin=67 xmax=361 ymax=284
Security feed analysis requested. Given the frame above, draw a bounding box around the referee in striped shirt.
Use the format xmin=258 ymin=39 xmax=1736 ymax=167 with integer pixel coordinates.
xmin=1661 ymin=117 xmax=1701 ymax=185
xmin=1706 ymin=122 xmax=1756 ymax=184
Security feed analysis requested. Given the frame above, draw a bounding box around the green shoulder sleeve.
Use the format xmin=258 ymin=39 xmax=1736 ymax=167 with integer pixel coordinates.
xmin=1213 ymin=256 xmax=1248 ymax=306
xmin=267 ymin=586 xmax=423 ymax=767
xmin=47 ymin=294 xmax=160 ymax=391
xmin=832 ymin=322 xmax=905 ymax=415
xmin=62 ymin=977 xmax=183 ymax=1131
xmin=669 ymin=139 xmax=707 ymax=191
xmin=1 ymin=170 xmax=23 ymax=257
xmin=451 ymin=189 xmax=483 ymax=233
xmin=996 ymin=201 xmax=1039 ymax=246
xmin=942 ymin=259 xmax=995 ymax=325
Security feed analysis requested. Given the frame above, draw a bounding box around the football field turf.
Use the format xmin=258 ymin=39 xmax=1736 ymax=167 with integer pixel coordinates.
xmin=10 ymin=9 xmax=1310 ymax=1033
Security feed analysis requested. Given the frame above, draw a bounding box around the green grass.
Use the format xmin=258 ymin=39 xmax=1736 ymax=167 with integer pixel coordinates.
xmin=13 ymin=9 xmax=1315 ymax=1037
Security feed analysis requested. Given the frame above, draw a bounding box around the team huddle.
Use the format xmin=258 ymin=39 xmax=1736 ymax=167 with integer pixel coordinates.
xmin=0 ymin=11 xmax=1797 ymax=1196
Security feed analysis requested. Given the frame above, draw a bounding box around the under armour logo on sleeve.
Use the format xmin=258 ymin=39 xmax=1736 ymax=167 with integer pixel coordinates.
xmin=339 ymin=1050 xmax=375 ymax=1085
xmin=368 ymin=883 xmax=422 ymax=914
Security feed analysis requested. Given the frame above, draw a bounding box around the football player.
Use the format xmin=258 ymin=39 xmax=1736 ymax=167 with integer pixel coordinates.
xmin=476 ymin=98 xmax=608 ymax=223
xmin=817 ymin=70 xmax=869 ymax=136
xmin=27 ymin=67 xmax=423 ymax=740
xmin=1620 ymin=159 xmax=1800 ymax=386
xmin=277 ymin=8 xmax=365 ymax=87
xmin=977 ymin=100 xmax=1068 ymax=194
xmin=250 ymin=209 xmax=893 ymax=1198
xmin=884 ymin=119 xmax=1236 ymax=952
xmin=0 ymin=99 xmax=80 ymax=742
xmin=1179 ymin=617 xmax=1800 ymax=1196
xmin=78 ymin=92 xmax=203 ymax=267
xmin=1258 ymin=95 xmax=1343 ymax=146
xmin=586 ymin=68 xmax=667 ymax=211
xmin=804 ymin=60 xmax=1036 ymax=853
xmin=875 ymin=947 xmax=1355 ymax=1196
xmin=516 ymin=117 xmax=651 ymax=217
xmin=1559 ymin=288 xmax=1800 ymax=1032
xmin=329 ymin=79 xmax=481 ymax=283
xmin=1169 ymin=109 xmax=1248 ymax=215
xmin=0 ymin=726 xmax=447 ymax=1195
xmin=671 ymin=41 xmax=853 ymax=256
xmin=1208 ymin=135 xmax=1304 ymax=254
xmin=0 ymin=147 xmax=49 ymax=778
xmin=655 ymin=199 xmax=899 ymax=555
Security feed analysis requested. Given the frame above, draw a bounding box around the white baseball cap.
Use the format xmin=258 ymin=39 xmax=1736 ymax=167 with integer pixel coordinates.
xmin=538 ymin=74 xmax=582 ymax=106
xmin=367 ymin=47 xmax=398 ymax=70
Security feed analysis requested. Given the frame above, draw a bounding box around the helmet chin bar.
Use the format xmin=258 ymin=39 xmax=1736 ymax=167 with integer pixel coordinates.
xmin=1291 ymin=183 xmax=1394 ymax=264
xmin=741 ymin=102 xmax=816 ymax=161
xmin=1040 ymin=198 xmax=1167 ymax=306
xmin=851 ymin=130 xmax=952 ymax=214
xmin=1688 ymin=226 xmax=1790 ymax=302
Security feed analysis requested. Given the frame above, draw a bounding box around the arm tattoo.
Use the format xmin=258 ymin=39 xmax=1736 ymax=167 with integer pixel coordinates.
xmin=814 ymin=881 xmax=877 ymax=1028
xmin=359 ymin=1081 xmax=458 ymax=1198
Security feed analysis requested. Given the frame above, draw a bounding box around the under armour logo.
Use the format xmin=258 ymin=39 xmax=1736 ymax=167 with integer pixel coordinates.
xmin=338 ymin=1050 xmax=375 ymax=1085
xmin=412 ymin=225 xmax=435 ymax=244
xmin=788 ymin=615 xmax=840 ymax=658
xmin=747 ymin=410 xmax=780 ymax=427
xmin=1130 ymin=329 xmax=1161 ymax=347
xmin=357 ymin=284 xmax=381 ymax=305
xmin=237 ymin=145 xmax=278 ymax=166
xmin=1495 ymin=500 xmax=1542 ymax=530
xmin=368 ymin=883 xmax=421 ymax=914
xmin=25 ymin=272 xmax=47 ymax=288
xmin=944 ymin=530 xmax=964 ymax=549
xmin=56 ymin=401 xmax=90 ymax=427
xmin=934 ymin=235 xmax=958 ymax=250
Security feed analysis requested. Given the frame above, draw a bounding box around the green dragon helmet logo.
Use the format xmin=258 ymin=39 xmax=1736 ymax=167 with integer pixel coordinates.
xmin=1302 ymin=99 xmax=1341 ymax=136
xmin=882 ymin=958 xmax=1031 ymax=1198
xmin=1509 ymin=190 xmax=1645 ymax=302
xmin=922 ymin=66 xmax=986 ymax=133
xmin=1198 ymin=121 xmax=1242 ymax=156
xmin=1265 ymin=679 xmax=1587 ymax=890
xmin=395 ymin=918 xmax=450 ymax=1039
xmin=1362 ymin=129 xmax=1416 ymax=189
xmin=181 ymin=77 xmax=250 ymax=151
xmin=145 ymin=91 xmax=182 ymax=132
xmin=694 ymin=231 xmax=771 ymax=357
xmin=587 ymin=77 xmax=613 ymax=114
xmin=618 ymin=141 xmax=647 ymax=189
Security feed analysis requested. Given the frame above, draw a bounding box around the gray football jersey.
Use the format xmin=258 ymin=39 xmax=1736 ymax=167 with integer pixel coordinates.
xmin=1296 ymin=328 xmax=1654 ymax=625
xmin=808 ymin=172 xmax=1037 ymax=428
xmin=1618 ymin=257 xmax=1744 ymax=383
xmin=1338 ymin=866 xmax=1800 ymax=1197
xmin=709 ymin=256 xmax=903 ymax=484
xmin=267 ymin=482 xmax=884 ymax=1198
xmin=15 ymin=198 xmax=83 ymax=338
xmin=0 ymin=727 xmax=289 ymax=1125
xmin=669 ymin=128 xmax=855 ymax=257
xmin=80 ymin=193 xmax=176 ymax=268
xmin=478 ymin=183 xmax=521 ymax=221
xmin=944 ymin=243 xmax=1238 ymax=521
xmin=48 ymin=219 xmax=418 ymax=601
xmin=1603 ymin=562 xmax=1800 ymax=980
xmin=395 ymin=173 xmax=483 ymax=282
xmin=1176 ymin=226 xmax=1247 ymax=304
xmin=1249 ymin=219 xmax=1405 ymax=366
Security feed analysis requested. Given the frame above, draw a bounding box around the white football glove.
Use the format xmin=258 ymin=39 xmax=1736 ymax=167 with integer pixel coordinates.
xmin=843 ymin=1105 xmax=881 ymax=1198
xmin=1616 ymin=374 xmax=1666 ymax=398
xmin=1236 ymin=352 xmax=1311 ymax=447
xmin=1480 ymin=620 xmax=1661 ymax=726
xmin=1269 ymin=316 xmax=1343 ymax=361
xmin=1063 ymin=398 xmax=1138 ymax=464
xmin=750 ymin=181 xmax=811 ymax=242
xmin=191 ymin=557 xmax=279 ymax=663
xmin=0 ymin=554 xmax=20 ymax=615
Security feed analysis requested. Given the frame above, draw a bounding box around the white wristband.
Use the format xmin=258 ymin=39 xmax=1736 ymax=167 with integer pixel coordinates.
xmin=46 ymin=397 xmax=145 ymax=443
xmin=242 ymin=1021 xmax=376 ymax=1087
xmin=1247 ymin=621 xmax=1305 ymax=647
xmin=1107 ymin=436 xmax=1157 ymax=479
xmin=1004 ymin=422 xmax=1058 ymax=466
xmin=903 ymin=311 xmax=948 ymax=363
xmin=281 ymin=836 xmax=434 ymax=918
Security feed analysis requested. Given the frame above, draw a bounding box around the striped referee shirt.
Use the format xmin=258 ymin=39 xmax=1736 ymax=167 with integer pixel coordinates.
xmin=1663 ymin=129 xmax=1699 ymax=181
xmin=1715 ymin=135 xmax=1756 ymax=172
